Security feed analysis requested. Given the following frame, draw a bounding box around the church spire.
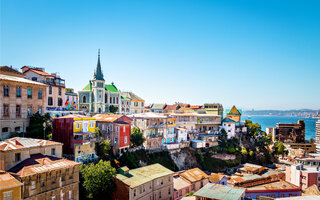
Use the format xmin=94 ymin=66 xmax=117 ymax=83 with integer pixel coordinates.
xmin=93 ymin=49 xmax=104 ymax=81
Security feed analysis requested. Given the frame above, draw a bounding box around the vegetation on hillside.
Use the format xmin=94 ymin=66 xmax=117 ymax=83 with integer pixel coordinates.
xmin=26 ymin=113 xmax=52 ymax=139
xmin=130 ymin=127 xmax=146 ymax=147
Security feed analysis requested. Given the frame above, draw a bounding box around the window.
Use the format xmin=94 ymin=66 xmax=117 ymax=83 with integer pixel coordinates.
xmin=123 ymin=126 xmax=126 ymax=132
xmin=3 ymin=191 xmax=12 ymax=200
xmin=15 ymin=153 xmax=21 ymax=162
xmin=168 ymin=188 xmax=171 ymax=194
xmin=116 ymin=97 xmax=118 ymax=104
xmin=49 ymin=86 xmax=52 ymax=94
xmin=38 ymin=89 xmax=43 ymax=99
xmin=3 ymin=104 xmax=9 ymax=116
xmin=61 ymin=174 xmax=66 ymax=182
xmin=61 ymin=192 xmax=64 ymax=200
xmin=2 ymin=127 xmax=9 ymax=133
xmin=59 ymin=88 xmax=62 ymax=95
xmin=48 ymin=97 xmax=53 ymax=106
xmin=3 ymin=85 xmax=9 ymax=96
xmin=41 ymin=178 xmax=45 ymax=187
xmin=69 ymin=190 xmax=72 ymax=200
xmin=27 ymin=87 xmax=32 ymax=98
xmin=69 ymin=172 xmax=73 ymax=180
xmin=27 ymin=106 xmax=33 ymax=116
xmin=76 ymin=123 xmax=80 ymax=129
xmin=143 ymin=185 xmax=145 ymax=192
xmin=16 ymin=86 xmax=21 ymax=97
xmin=90 ymin=122 xmax=94 ymax=128
xmin=114 ymin=138 xmax=118 ymax=144
xmin=159 ymin=191 xmax=161 ymax=198
xmin=82 ymin=96 xmax=86 ymax=103
xmin=110 ymin=97 xmax=112 ymax=103
xmin=134 ymin=189 xmax=136 ymax=197
xmin=15 ymin=127 xmax=20 ymax=132
xmin=58 ymin=98 xmax=63 ymax=106
xmin=31 ymin=181 xmax=36 ymax=190
xmin=51 ymin=148 xmax=56 ymax=156
xmin=32 ymin=77 xmax=37 ymax=81
xmin=124 ymin=136 xmax=127 ymax=144
xmin=192 ymin=184 xmax=195 ymax=190
xmin=186 ymin=188 xmax=189 ymax=193
xmin=16 ymin=105 xmax=21 ymax=117
xmin=116 ymin=126 xmax=119 ymax=132
xmin=52 ymin=176 xmax=56 ymax=184
xmin=168 ymin=176 xmax=171 ymax=182
xmin=179 ymin=190 xmax=182 ymax=196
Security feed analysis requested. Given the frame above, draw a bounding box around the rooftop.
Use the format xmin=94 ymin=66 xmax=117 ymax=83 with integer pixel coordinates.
xmin=116 ymin=163 xmax=174 ymax=188
xmin=194 ymin=183 xmax=245 ymax=200
xmin=56 ymin=114 xmax=95 ymax=120
xmin=180 ymin=168 xmax=209 ymax=183
xmin=275 ymin=196 xmax=320 ymax=200
xmin=0 ymin=73 xmax=46 ymax=86
xmin=129 ymin=112 xmax=167 ymax=119
xmin=151 ymin=104 xmax=166 ymax=110
xmin=8 ymin=154 xmax=80 ymax=177
xmin=0 ymin=171 xmax=23 ymax=190
xmin=94 ymin=114 xmax=130 ymax=123
xmin=121 ymin=92 xmax=144 ymax=101
xmin=173 ymin=176 xmax=191 ymax=190
xmin=246 ymin=180 xmax=300 ymax=192
xmin=105 ymin=84 xmax=119 ymax=93
xmin=0 ymin=137 xmax=62 ymax=151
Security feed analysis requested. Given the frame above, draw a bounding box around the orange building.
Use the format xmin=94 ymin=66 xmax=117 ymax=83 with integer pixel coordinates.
xmin=0 ymin=171 xmax=23 ymax=200
xmin=226 ymin=105 xmax=241 ymax=122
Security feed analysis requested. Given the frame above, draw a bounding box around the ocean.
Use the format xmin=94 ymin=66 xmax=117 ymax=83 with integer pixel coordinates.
xmin=242 ymin=115 xmax=318 ymax=140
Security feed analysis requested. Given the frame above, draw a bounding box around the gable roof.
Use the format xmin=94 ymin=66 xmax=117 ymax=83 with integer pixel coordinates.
xmin=105 ymin=84 xmax=119 ymax=93
xmin=151 ymin=104 xmax=166 ymax=110
xmin=0 ymin=171 xmax=23 ymax=190
xmin=222 ymin=117 xmax=236 ymax=123
xmin=164 ymin=104 xmax=179 ymax=111
xmin=0 ymin=66 xmax=23 ymax=76
xmin=121 ymin=92 xmax=144 ymax=101
xmin=227 ymin=105 xmax=241 ymax=116
xmin=82 ymin=81 xmax=92 ymax=91
xmin=93 ymin=114 xmax=131 ymax=123
xmin=180 ymin=168 xmax=209 ymax=183
xmin=0 ymin=137 xmax=62 ymax=151
xmin=0 ymin=74 xmax=46 ymax=86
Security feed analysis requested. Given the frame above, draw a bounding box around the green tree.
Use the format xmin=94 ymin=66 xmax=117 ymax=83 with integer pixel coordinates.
xmin=26 ymin=113 xmax=52 ymax=139
xmin=228 ymin=146 xmax=236 ymax=154
xmin=130 ymin=127 xmax=145 ymax=147
xmin=109 ymin=105 xmax=118 ymax=113
xmin=80 ymin=160 xmax=116 ymax=199
xmin=95 ymin=140 xmax=111 ymax=160
xmin=310 ymin=138 xmax=315 ymax=144
xmin=94 ymin=127 xmax=102 ymax=140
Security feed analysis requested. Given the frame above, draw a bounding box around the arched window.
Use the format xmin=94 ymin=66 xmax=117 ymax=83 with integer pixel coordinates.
xmin=110 ymin=97 xmax=112 ymax=103
xmin=83 ymin=96 xmax=86 ymax=103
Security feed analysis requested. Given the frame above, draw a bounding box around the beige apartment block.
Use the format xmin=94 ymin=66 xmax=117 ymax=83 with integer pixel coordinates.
xmin=0 ymin=137 xmax=81 ymax=200
xmin=0 ymin=66 xmax=46 ymax=139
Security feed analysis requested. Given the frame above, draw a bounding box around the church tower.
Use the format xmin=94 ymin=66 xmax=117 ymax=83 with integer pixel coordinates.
xmin=92 ymin=49 xmax=106 ymax=113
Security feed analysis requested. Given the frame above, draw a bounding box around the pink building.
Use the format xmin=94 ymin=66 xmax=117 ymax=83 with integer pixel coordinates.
xmin=286 ymin=164 xmax=320 ymax=191
xmin=173 ymin=176 xmax=191 ymax=200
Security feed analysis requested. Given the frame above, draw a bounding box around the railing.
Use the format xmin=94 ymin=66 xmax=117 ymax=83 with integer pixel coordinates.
xmin=148 ymin=124 xmax=165 ymax=129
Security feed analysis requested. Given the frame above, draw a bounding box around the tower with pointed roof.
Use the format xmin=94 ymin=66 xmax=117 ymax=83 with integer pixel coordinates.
xmin=92 ymin=49 xmax=106 ymax=113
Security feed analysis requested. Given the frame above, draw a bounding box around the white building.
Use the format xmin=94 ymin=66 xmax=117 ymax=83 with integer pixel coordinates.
xmin=221 ymin=118 xmax=236 ymax=139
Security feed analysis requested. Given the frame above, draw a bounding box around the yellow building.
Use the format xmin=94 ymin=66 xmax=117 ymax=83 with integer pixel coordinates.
xmin=0 ymin=171 xmax=23 ymax=200
xmin=52 ymin=114 xmax=98 ymax=163
xmin=226 ymin=105 xmax=241 ymax=122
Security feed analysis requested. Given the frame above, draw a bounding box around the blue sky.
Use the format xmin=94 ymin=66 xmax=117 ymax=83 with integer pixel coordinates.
xmin=1 ymin=0 xmax=320 ymax=110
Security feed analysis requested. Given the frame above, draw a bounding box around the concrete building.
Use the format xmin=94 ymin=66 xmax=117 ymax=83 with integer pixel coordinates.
xmin=0 ymin=171 xmax=23 ymax=200
xmin=112 ymin=164 xmax=174 ymax=200
xmin=221 ymin=117 xmax=236 ymax=139
xmin=130 ymin=112 xmax=167 ymax=150
xmin=286 ymin=164 xmax=320 ymax=192
xmin=121 ymin=92 xmax=145 ymax=114
xmin=170 ymin=113 xmax=221 ymax=134
xmin=203 ymin=103 xmax=223 ymax=117
xmin=22 ymin=66 xmax=66 ymax=113
xmin=94 ymin=114 xmax=132 ymax=155
xmin=0 ymin=137 xmax=80 ymax=200
xmin=267 ymin=120 xmax=305 ymax=143
xmin=0 ymin=66 xmax=46 ymax=139
xmin=52 ymin=114 xmax=98 ymax=162
xmin=179 ymin=168 xmax=209 ymax=192
xmin=194 ymin=183 xmax=245 ymax=200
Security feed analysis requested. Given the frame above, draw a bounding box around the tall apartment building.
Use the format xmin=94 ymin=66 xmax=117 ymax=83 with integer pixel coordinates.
xmin=268 ymin=120 xmax=305 ymax=143
xmin=22 ymin=66 xmax=66 ymax=113
xmin=316 ymin=119 xmax=320 ymax=147
xmin=0 ymin=66 xmax=46 ymax=139
xmin=0 ymin=137 xmax=80 ymax=200
xmin=112 ymin=164 xmax=174 ymax=200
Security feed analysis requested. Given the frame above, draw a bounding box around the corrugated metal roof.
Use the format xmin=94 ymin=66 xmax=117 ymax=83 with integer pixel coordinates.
xmin=116 ymin=163 xmax=174 ymax=188
xmin=0 ymin=73 xmax=46 ymax=86
xmin=194 ymin=183 xmax=245 ymax=200
xmin=180 ymin=168 xmax=209 ymax=183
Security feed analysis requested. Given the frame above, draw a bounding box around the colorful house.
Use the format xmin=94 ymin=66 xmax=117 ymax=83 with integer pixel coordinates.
xmin=174 ymin=176 xmax=192 ymax=200
xmin=221 ymin=117 xmax=236 ymax=139
xmin=121 ymin=92 xmax=145 ymax=114
xmin=209 ymin=173 xmax=228 ymax=185
xmin=52 ymin=114 xmax=98 ymax=163
xmin=94 ymin=114 xmax=132 ymax=155
xmin=226 ymin=105 xmax=242 ymax=122
xmin=150 ymin=103 xmax=166 ymax=113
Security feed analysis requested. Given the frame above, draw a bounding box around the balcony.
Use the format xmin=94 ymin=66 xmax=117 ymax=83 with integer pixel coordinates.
xmin=148 ymin=124 xmax=165 ymax=129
